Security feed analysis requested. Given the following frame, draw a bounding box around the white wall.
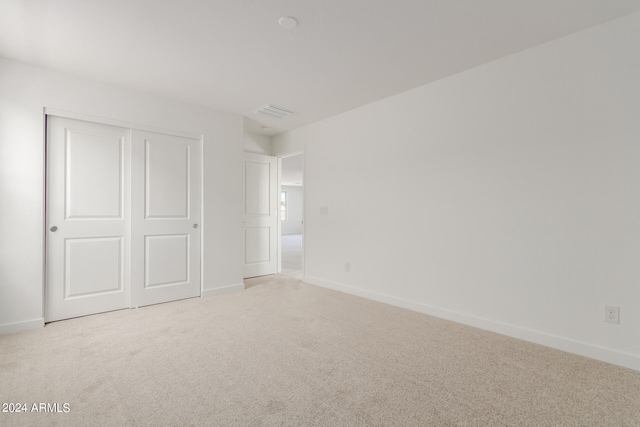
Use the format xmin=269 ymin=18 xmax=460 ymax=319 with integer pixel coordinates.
xmin=244 ymin=132 xmax=272 ymax=155
xmin=273 ymin=12 xmax=640 ymax=370
xmin=0 ymin=57 xmax=245 ymax=333
xmin=281 ymin=185 xmax=303 ymax=235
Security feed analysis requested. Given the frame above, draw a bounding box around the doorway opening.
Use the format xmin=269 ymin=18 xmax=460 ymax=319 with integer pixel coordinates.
xmin=279 ymin=153 xmax=303 ymax=278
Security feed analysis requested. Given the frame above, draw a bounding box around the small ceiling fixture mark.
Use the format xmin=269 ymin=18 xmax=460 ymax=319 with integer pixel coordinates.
xmin=279 ymin=16 xmax=298 ymax=29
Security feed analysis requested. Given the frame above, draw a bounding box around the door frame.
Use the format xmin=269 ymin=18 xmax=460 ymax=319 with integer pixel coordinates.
xmin=43 ymin=108 xmax=205 ymax=319
xmin=277 ymin=151 xmax=305 ymax=278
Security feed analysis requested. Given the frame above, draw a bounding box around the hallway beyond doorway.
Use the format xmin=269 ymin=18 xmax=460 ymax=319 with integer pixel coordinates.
xmin=281 ymin=234 xmax=302 ymax=277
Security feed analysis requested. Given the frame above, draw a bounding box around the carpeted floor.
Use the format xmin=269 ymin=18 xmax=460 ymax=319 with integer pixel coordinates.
xmin=1 ymin=274 xmax=640 ymax=426
xmin=280 ymin=233 xmax=302 ymax=278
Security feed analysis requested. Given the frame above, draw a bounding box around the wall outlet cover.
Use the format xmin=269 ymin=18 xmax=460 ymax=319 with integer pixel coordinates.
xmin=604 ymin=305 xmax=619 ymax=324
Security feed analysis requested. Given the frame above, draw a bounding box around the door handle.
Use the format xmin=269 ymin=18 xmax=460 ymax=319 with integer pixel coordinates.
xmin=193 ymin=224 xmax=198 ymax=229
xmin=50 ymin=226 xmax=58 ymax=232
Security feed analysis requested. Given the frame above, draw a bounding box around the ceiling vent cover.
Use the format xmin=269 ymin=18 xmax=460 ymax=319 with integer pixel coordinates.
xmin=253 ymin=104 xmax=293 ymax=119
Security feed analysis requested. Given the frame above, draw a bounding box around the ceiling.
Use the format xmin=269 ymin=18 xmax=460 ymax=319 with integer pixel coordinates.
xmin=2 ymin=1 xmax=640 ymax=136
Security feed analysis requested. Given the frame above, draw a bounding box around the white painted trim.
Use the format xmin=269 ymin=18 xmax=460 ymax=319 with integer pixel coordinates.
xmin=44 ymin=108 xmax=201 ymax=140
xmin=276 ymin=157 xmax=282 ymax=274
xmin=41 ymin=112 xmax=48 ymax=320
xmin=301 ymin=150 xmax=305 ymax=279
xmin=199 ymin=135 xmax=205 ymax=296
xmin=0 ymin=318 xmax=45 ymax=335
xmin=201 ymin=283 xmax=244 ymax=297
xmin=303 ymin=275 xmax=640 ymax=372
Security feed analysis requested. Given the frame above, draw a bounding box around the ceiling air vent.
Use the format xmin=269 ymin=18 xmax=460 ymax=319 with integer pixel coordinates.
xmin=253 ymin=104 xmax=293 ymax=119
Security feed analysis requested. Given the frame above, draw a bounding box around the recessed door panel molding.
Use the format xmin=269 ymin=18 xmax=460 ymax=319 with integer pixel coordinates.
xmin=65 ymin=237 xmax=123 ymax=299
xmin=245 ymin=160 xmax=271 ymax=216
xmin=145 ymin=234 xmax=190 ymax=288
xmin=65 ymin=128 xmax=124 ymax=220
xmin=243 ymin=152 xmax=277 ymax=278
xmin=46 ymin=116 xmax=131 ymax=322
xmin=145 ymin=138 xmax=190 ymax=219
xmin=245 ymin=227 xmax=270 ymax=264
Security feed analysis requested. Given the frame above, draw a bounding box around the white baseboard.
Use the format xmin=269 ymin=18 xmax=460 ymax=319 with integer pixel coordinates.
xmin=202 ymin=283 xmax=244 ymax=298
xmin=0 ymin=318 xmax=45 ymax=335
xmin=303 ymin=275 xmax=640 ymax=372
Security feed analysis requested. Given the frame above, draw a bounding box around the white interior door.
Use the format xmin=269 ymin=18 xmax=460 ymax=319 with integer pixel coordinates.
xmin=46 ymin=117 xmax=131 ymax=322
xmin=130 ymin=130 xmax=201 ymax=307
xmin=244 ymin=152 xmax=277 ymax=278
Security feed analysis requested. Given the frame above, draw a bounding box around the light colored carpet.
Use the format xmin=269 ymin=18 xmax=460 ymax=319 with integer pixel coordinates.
xmin=280 ymin=233 xmax=302 ymax=277
xmin=1 ymin=274 xmax=640 ymax=426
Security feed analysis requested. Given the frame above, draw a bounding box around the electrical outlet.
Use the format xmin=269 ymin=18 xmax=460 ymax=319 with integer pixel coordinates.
xmin=604 ymin=305 xmax=619 ymax=324
xmin=344 ymin=262 xmax=350 ymax=273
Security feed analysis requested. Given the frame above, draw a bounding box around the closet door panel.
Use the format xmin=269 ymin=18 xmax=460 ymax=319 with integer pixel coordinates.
xmin=46 ymin=117 xmax=130 ymax=322
xmin=131 ymin=130 xmax=201 ymax=307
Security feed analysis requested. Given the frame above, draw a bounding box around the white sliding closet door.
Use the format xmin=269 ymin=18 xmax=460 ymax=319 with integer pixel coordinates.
xmin=46 ymin=117 xmax=131 ymax=322
xmin=46 ymin=117 xmax=201 ymax=322
xmin=130 ymin=130 xmax=201 ymax=307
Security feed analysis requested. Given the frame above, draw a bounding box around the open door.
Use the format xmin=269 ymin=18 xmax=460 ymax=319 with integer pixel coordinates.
xmin=243 ymin=152 xmax=278 ymax=278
